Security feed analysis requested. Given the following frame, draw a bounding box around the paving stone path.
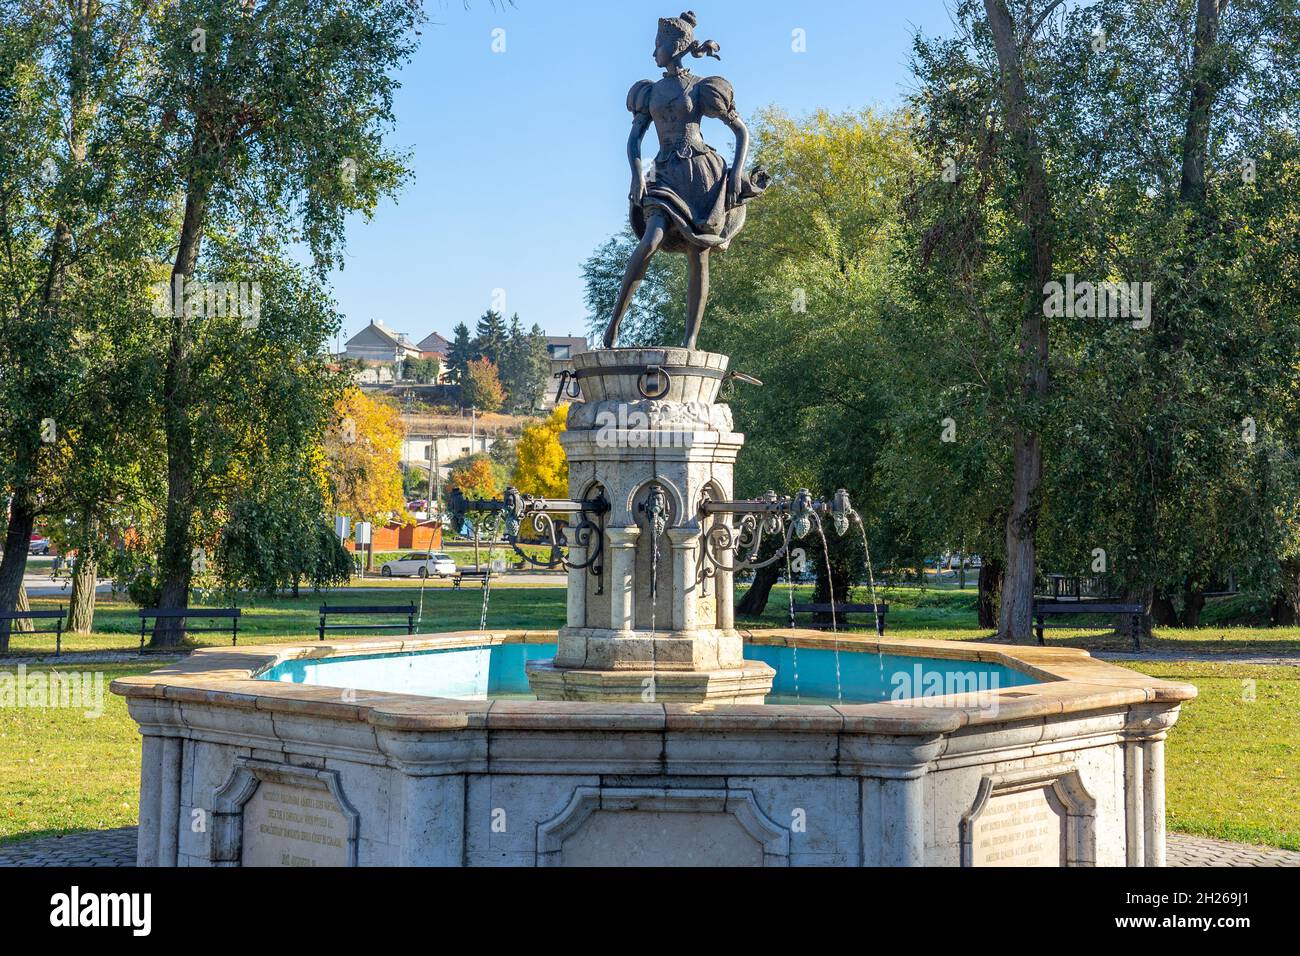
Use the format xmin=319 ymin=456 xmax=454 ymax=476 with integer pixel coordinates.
xmin=0 ymin=827 xmax=137 ymax=867
xmin=1165 ymin=833 xmax=1300 ymax=867
xmin=1 ymin=827 xmax=1295 ymax=867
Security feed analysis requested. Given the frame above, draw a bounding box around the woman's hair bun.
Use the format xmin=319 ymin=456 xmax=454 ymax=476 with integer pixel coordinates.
xmin=680 ymin=11 xmax=697 ymax=27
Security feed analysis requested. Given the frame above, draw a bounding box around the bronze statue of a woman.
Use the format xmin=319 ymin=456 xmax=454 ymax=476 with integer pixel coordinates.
xmin=602 ymin=11 xmax=768 ymax=351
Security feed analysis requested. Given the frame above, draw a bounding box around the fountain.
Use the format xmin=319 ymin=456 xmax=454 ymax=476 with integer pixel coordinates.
xmin=111 ymin=11 xmax=1193 ymax=867
xmin=110 ymin=339 xmax=1195 ymax=867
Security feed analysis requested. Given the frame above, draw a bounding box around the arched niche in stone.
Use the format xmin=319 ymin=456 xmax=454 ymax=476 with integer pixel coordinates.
xmin=631 ymin=479 xmax=676 ymax=631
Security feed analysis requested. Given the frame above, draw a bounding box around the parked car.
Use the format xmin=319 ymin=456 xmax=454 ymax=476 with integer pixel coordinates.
xmin=380 ymin=551 xmax=457 ymax=578
xmin=28 ymin=533 xmax=50 ymax=555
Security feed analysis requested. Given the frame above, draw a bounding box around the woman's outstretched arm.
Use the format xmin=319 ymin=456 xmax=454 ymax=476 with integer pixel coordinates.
xmin=724 ymin=113 xmax=749 ymax=208
xmin=627 ymin=113 xmax=652 ymax=203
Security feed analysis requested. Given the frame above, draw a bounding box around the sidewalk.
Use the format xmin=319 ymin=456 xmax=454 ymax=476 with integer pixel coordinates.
xmin=1 ymin=828 xmax=1295 ymax=867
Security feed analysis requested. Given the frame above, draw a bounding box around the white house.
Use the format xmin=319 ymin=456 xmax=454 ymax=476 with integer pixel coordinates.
xmin=341 ymin=320 xmax=422 ymax=365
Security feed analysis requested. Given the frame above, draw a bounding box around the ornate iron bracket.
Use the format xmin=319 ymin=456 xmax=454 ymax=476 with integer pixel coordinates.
xmin=698 ymin=487 xmax=852 ymax=575
xmin=451 ymin=486 xmax=609 ymax=593
xmin=552 ymin=369 xmax=581 ymax=404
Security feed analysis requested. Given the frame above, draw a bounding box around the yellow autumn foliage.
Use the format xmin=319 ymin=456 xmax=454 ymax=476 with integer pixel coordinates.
xmin=512 ymin=404 xmax=568 ymax=498
xmin=326 ymin=386 xmax=407 ymax=523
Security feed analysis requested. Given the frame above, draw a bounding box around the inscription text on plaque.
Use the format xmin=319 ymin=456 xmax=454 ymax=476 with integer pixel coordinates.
xmin=241 ymin=781 xmax=350 ymax=867
xmin=969 ymin=784 xmax=1067 ymax=866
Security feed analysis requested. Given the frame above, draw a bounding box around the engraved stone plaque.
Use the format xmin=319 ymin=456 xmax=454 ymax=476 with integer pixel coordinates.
xmin=237 ymin=776 xmax=352 ymax=867
xmin=968 ymin=783 xmax=1067 ymax=867
xmin=537 ymin=787 xmax=790 ymax=866
xmin=561 ymin=810 xmax=764 ymax=867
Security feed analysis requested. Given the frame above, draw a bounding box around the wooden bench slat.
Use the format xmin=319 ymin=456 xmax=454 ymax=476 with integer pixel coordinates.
xmin=792 ymin=603 xmax=888 ymax=613
xmin=790 ymin=601 xmax=888 ymax=636
xmin=0 ymin=606 xmax=66 ymax=656
xmin=1032 ymin=600 xmax=1143 ymax=650
xmin=320 ymin=623 xmax=414 ymax=631
xmin=1034 ymin=602 xmax=1142 ymax=614
xmin=139 ymin=607 xmax=241 ymax=618
xmin=137 ymin=606 xmax=241 ymax=650
xmin=318 ymin=603 xmax=416 ymax=641
xmin=319 ymin=604 xmax=416 ymax=615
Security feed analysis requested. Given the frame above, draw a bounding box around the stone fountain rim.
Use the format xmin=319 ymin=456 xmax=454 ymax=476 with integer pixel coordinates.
xmin=110 ymin=629 xmax=1195 ymax=735
xmin=572 ymin=347 xmax=729 ymax=371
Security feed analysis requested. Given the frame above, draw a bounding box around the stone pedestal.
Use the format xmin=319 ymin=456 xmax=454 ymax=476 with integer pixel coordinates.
xmin=526 ymin=348 xmax=775 ymax=704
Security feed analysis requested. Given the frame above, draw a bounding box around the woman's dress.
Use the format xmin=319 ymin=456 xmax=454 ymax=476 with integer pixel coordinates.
xmin=628 ymin=71 xmax=768 ymax=253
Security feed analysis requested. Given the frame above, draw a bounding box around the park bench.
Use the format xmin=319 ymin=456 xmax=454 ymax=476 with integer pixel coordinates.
xmin=1032 ymin=599 xmax=1144 ymax=650
xmin=0 ymin=606 xmax=66 ymax=656
xmin=792 ymin=602 xmax=888 ymax=636
xmin=138 ymin=607 xmax=241 ymax=649
xmin=452 ymin=568 xmax=492 ymax=590
xmin=318 ymin=602 xmax=416 ymax=642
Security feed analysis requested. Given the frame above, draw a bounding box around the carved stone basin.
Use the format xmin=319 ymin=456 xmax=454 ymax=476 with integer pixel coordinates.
xmin=570 ymin=348 xmax=731 ymax=404
xmin=111 ymin=630 xmax=1193 ymax=867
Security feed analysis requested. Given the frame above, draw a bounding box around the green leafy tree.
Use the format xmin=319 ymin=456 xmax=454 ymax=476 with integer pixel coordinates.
xmin=463 ymin=357 xmax=505 ymax=413
xmin=497 ymin=313 xmax=528 ymax=408
xmin=498 ymin=316 xmax=552 ymax=412
xmin=403 ymin=357 xmax=439 ymax=383
xmin=216 ymin=462 xmax=351 ymax=597
xmin=0 ymin=1 xmax=162 ymax=633
xmin=474 ymin=309 xmax=507 ymax=365
xmin=447 ymin=322 xmax=475 ymax=385
xmin=141 ymin=0 xmax=421 ymax=643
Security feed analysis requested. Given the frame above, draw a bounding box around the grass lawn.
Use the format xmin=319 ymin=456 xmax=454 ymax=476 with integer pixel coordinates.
xmin=2 ymin=584 xmax=1297 ymax=849
xmin=0 ymin=664 xmax=143 ymax=844
xmin=1116 ymin=661 xmax=1299 ymax=851
xmin=9 ymin=585 xmax=568 ymax=656
xmin=740 ymin=583 xmax=1300 ymax=655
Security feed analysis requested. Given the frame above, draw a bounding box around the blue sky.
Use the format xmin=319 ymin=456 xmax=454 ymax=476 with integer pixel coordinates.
xmin=325 ymin=0 xmax=958 ymax=349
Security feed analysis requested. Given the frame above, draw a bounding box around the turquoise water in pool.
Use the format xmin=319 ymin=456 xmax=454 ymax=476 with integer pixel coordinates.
xmin=258 ymin=642 xmax=1039 ymax=705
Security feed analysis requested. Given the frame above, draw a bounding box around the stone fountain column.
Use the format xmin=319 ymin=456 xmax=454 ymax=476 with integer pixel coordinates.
xmin=526 ymin=347 xmax=775 ymax=704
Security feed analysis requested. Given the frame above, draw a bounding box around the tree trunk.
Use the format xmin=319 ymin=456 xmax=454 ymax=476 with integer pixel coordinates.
xmin=151 ymin=174 xmax=209 ymax=647
xmin=1276 ymin=558 xmax=1300 ymax=625
xmin=0 ymin=498 xmax=36 ymax=652
xmin=1000 ymin=432 xmax=1043 ymax=642
xmin=977 ymin=558 xmax=1003 ymax=629
xmin=986 ymin=0 xmax=1053 ymax=642
xmin=1180 ymin=583 xmax=1206 ymax=627
xmin=14 ymin=585 xmax=33 ymax=630
xmin=736 ymin=560 xmax=782 ymax=618
xmin=1179 ymin=0 xmax=1226 ymax=206
xmin=1150 ymin=589 xmax=1178 ymax=626
xmin=68 ymin=555 xmax=97 ymax=633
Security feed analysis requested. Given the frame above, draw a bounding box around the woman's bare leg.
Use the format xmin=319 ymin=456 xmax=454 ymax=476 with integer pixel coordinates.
xmin=683 ymin=247 xmax=709 ymax=350
xmin=604 ymin=215 xmax=668 ymax=348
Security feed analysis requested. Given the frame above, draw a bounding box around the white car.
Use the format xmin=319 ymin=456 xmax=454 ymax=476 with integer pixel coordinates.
xmin=380 ymin=551 xmax=457 ymax=579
